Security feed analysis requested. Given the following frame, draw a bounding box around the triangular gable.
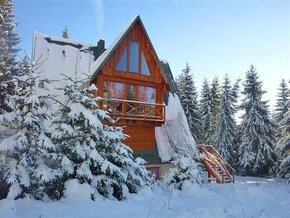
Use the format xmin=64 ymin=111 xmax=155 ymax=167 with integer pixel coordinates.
xmin=90 ymin=15 xmax=170 ymax=88
xmin=116 ymin=39 xmax=150 ymax=75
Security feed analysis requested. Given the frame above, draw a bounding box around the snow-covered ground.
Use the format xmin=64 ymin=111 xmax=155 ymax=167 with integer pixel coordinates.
xmin=0 ymin=176 xmax=289 ymax=218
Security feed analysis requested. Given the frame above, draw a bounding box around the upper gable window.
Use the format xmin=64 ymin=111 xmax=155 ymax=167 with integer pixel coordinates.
xmin=141 ymin=52 xmax=149 ymax=75
xmin=129 ymin=41 xmax=139 ymax=73
xmin=116 ymin=48 xmax=127 ymax=72
xmin=116 ymin=41 xmax=150 ymax=76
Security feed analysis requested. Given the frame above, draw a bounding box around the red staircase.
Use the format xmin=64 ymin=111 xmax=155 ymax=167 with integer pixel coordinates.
xmin=198 ymin=144 xmax=235 ymax=184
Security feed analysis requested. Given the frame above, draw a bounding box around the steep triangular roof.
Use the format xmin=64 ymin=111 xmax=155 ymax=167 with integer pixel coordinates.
xmin=90 ymin=15 xmax=170 ymax=86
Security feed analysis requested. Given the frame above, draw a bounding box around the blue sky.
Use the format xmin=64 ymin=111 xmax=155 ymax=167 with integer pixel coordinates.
xmin=14 ymin=0 xmax=289 ymax=110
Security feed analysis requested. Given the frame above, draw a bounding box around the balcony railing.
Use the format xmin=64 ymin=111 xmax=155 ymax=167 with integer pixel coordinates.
xmin=98 ymin=98 xmax=165 ymax=122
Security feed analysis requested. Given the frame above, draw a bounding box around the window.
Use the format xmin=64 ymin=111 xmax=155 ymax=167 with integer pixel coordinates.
xmin=103 ymin=82 xmax=156 ymax=104
xmin=138 ymin=86 xmax=156 ymax=103
xmin=127 ymin=85 xmax=135 ymax=101
xmin=141 ymin=52 xmax=150 ymax=75
xmin=116 ymin=48 xmax=127 ymax=72
xmin=104 ymin=81 xmax=125 ymax=99
xmin=116 ymin=41 xmax=150 ymax=75
xmin=129 ymin=41 xmax=139 ymax=73
xmin=147 ymin=167 xmax=159 ymax=179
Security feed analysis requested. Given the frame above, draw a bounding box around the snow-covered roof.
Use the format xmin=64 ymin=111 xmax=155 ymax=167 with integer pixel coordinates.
xmin=33 ymin=32 xmax=93 ymax=55
xmin=156 ymin=93 xmax=198 ymax=163
xmin=89 ymin=15 xmax=170 ymax=86
xmin=32 ymin=32 xmax=95 ymax=108
xmin=33 ymin=15 xmax=171 ymax=88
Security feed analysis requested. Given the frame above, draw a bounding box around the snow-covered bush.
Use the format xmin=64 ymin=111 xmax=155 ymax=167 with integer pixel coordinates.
xmin=0 ymin=57 xmax=58 ymax=200
xmin=163 ymin=153 xmax=202 ymax=190
xmin=49 ymin=75 xmax=152 ymax=200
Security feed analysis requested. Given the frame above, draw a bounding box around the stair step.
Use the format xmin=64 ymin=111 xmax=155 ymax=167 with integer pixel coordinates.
xmin=208 ymin=177 xmax=217 ymax=183
xmin=200 ymin=144 xmax=235 ymax=184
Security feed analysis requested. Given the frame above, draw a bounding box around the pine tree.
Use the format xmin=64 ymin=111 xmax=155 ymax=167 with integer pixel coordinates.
xmin=238 ymin=65 xmax=277 ymax=176
xmin=0 ymin=57 xmax=57 ymax=200
xmin=274 ymin=79 xmax=289 ymax=123
xmin=276 ymin=101 xmax=290 ymax=182
xmin=211 ymin=77 xmax=221 ymax=137
xmin=231 ymin=78 xmax=241 ymax=165
xmin=214 ymin=75 xmax=239 ymax=165
xmin=62 ymin=26 xmax=69 ymax=39
xmin=199 ymin=79 xmax=213 ymax=144
xmin=176 ymin=63 xmax=202 ymax=143
xmin=0 ymin=0 xmax=20 ymax=113
xmin=50 ymin=75 xmax=152 ymax=200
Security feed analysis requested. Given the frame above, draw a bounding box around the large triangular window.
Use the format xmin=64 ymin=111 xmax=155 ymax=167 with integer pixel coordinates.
xmin=116 ymin=48 xmax=127 ymax=72
xmin=141 ymin=52 xmax=149 ymax=75
xmin=116 ymin=41 xmax=150 ymax=76
xmin=129 ymin=41 xmax=139 ymax=73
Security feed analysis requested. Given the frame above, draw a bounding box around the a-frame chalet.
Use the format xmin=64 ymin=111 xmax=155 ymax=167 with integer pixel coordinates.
xmin=89 ymin=15 xmax=171 ymax=176
xmin=32 ymin=15 xmax=203 ymax=179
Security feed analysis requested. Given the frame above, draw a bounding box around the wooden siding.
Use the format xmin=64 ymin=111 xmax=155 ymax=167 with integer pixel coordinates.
xmin=123 ymin=126 xmax=155 ymax=151
xmin=92 ymin=20 xmax=169 ymax=104
xmin=91 ymin=18 xmax=170 ymax=153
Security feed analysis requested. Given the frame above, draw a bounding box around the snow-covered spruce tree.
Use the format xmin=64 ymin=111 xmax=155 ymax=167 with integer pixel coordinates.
xmin=0 ymin=0 xmax=20 ymax=113
xmin=163 ymin=149 xmax=202 ymax=190
xmin=176 ymin=63 xmax=202 ymax=143
xmin=210 ymin=77 xmax=221 ymax=137
xmin=276 ymin=102 xmax=290 ymax=182
xmin=238 ymin=65 xmax=277 ymax=176
xmin=50 ymin=75 xmax=152 ymax=200
xmin=199 ymin=79 xmax=213 ymax=144
xmin=0 ymin=57 xmax=58 ymax=200
xmin=274 ymin=79 xmax=289 ymax=123
xmin=214 ymin=75 xmax=239 ymax=165
xmin=62 ymin=26 xmax=69 ymax=39
xmin=230 ymin=78 xmax=241 ymax=165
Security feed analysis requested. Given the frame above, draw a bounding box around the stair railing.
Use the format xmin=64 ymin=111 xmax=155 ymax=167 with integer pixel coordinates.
xmin=198 ymin=144 xmax=235 ymax=183
xmin=208 ymin=145 xmax=236 ymax=183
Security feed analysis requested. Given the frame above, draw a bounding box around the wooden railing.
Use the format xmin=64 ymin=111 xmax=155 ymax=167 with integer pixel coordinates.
xmin=98 ymin=98 xmax=165 ymax=122
xmin=198 ymin=144 xmax=236 ymax=184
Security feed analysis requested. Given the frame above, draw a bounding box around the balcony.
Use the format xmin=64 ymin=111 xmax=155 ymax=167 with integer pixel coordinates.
xmin=99 ymin=98 xmax=165 ymax=123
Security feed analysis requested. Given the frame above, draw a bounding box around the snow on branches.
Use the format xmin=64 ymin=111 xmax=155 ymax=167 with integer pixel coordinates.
xmin=0 ymin=57 xmax=57 ymax=199
xmin=238 ymin=65 xmax=277 ymax=176
xmin=49 ymin=74 xmax=152 ymax=200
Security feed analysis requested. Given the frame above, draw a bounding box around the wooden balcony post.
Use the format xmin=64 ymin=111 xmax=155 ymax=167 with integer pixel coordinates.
xmin=121 ymin=100 xmax=125 ymax=118
xmin=144 ymin=104 xmax=147 ymax=119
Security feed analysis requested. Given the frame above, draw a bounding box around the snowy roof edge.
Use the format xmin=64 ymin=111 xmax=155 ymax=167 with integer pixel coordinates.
xmin=33 ymin=31 xmax=93 ymax=48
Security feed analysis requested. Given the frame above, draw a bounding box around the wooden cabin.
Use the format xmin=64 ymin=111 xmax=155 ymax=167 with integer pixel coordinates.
xmin=32 ymin=15 xmax=235 ymax=182
xmin=31 ymin=13 xmax=237 ymax=183
xmin=32 ymin=15 xmax=198 ymax=179
xmin=89 ymin=15 xmax=172 ymax=177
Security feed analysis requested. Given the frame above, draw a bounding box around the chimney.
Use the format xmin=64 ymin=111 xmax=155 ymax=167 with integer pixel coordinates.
xmin=92 ymin=39 xmax=105 ymax=60
xmin=97 ymin=39 xmax=105 ymax=54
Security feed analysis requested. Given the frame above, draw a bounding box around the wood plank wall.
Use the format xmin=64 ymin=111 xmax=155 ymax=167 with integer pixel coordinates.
xmin=123 ymin=126 xmax=155 ymax=150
